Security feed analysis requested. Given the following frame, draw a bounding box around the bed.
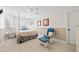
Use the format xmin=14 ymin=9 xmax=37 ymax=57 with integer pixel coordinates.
xmin=17 ymin=30 xmax=38 ymax=44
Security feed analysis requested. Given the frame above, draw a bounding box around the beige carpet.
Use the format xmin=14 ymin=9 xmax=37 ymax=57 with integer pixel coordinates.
xmin=0 ymin=38 xmax=76 ymax=52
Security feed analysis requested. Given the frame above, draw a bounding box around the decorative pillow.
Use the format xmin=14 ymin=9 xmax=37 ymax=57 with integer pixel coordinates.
xmin=48 ymin=32 xmax=53 ymax=37
xmin=20 ymin=26 xmax=29 ymax=30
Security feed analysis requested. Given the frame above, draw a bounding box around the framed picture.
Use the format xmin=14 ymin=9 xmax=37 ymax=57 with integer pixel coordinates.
xmin=37 ymin=20 xmax=41 ymax=26
xmin=43 ymin=18 xmax=49 ymax=26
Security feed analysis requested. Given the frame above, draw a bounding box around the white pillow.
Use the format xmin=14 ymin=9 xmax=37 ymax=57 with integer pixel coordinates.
xmin=48 ymin=32 xmax=53 ymax=37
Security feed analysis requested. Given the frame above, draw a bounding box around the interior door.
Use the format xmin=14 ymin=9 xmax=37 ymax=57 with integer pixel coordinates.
xmin=69 ymin=11 xmax=79 ymax=45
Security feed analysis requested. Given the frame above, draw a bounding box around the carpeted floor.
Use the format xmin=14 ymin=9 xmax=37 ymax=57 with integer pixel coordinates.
xmin=0 ymin=38 xmax=76 ymax=52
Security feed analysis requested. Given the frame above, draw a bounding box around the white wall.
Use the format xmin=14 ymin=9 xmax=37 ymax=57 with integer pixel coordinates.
xmin=38 ymin=12 xmax=67 ymax=28
xmin=0 ymin=11 xmax=4 ymax=42
xmin=1 ymin=6 xmax=79 ymax=28
xmin=1 ymin=6 xmax=79 ymax=43
xmin=0 ymin=14 xmax=4 ymax=29
xmin=35 ymin=6 xmax=79 ymax=28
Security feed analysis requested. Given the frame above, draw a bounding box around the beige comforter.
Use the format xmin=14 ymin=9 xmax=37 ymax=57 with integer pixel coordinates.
xmin=18 ymin=31 xmax=38 ymax=36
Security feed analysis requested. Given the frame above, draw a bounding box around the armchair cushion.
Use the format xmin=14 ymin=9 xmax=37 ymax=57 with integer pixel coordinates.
xmin=39 ymin=36 xmax=49 ymax=42
xmin=43 ymin=35 xmax=49 ymax=38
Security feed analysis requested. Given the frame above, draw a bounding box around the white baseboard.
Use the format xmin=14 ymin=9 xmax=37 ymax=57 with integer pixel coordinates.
xmin=0 ymin=40 xmax=5 ymax=47
xmin=53 ymin=38 xmax=68 ymax=44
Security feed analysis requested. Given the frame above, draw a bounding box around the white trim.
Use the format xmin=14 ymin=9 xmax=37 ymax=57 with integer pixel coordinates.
xmin=68 ymin=9 xmax=79 ymax=13
xmin=0 ymin=40 xmax=5 ymax=47
xmin=53 ymin=38 xmax=68 ymax=43
xmin=66 ymin=12 xmax=70 ymax=44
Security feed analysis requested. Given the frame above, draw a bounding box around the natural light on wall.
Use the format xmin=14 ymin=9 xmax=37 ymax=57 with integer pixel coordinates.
xmin=0 ymin=13 xmax=4 ymax=29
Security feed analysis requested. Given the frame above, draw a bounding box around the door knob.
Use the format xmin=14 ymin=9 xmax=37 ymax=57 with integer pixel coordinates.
xmin=68 ymin=28 xmax=70 ymax=31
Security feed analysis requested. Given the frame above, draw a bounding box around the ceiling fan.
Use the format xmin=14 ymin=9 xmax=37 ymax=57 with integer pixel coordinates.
xmin=0 ymin=9 xmax=3 ymax=14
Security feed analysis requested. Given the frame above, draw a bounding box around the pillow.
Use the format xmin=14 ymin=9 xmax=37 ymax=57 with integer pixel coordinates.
xmin=48 ymin=32 xmax=53 ymax=37
xmin=20 ymin=26 xmax=29 ymax=30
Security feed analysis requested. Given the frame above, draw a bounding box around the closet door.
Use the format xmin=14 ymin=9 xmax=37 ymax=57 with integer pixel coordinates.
xmin=68 ymin=11 xmax=79 ymax=45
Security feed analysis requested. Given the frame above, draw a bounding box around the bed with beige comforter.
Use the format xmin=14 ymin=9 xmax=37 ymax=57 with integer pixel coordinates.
xmin=17 ymin=30 xmax=38 ymax=43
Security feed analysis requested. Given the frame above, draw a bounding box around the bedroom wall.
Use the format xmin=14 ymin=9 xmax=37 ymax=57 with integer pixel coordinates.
xmin=2 ymin=6 xmax=79 ymax=42
xmin=1 ymin=6 xmax=68 ymax=28
xmin=16 ymin=7 xmax=66 ymax=41
xmin=34 ymin=7 xmax=79 ymax=41
xmin=0 ymin=14 xmax=4 ymax=29
xmin=35 ymin=27 xmax=66 ymax=41
xmin=2 ymin=6 xmax=79 ymax=28
xmin=0 ymin=12 xmax=4 ymax=42
xmin=35 ymin=10 xmax=67 ymax=41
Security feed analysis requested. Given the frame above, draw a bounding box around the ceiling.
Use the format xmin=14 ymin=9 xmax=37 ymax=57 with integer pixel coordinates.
xmin=2 ymin=6 xmax=79 ymax=12
xmin=1 ymin=6 xmax=79 ymax=18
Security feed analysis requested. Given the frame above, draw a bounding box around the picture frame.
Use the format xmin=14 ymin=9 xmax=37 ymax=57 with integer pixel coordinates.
xmin=37 ymin=20 xmax=41 ymax=26
xmin=43 ymin=18 xmax=49 ymax=26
